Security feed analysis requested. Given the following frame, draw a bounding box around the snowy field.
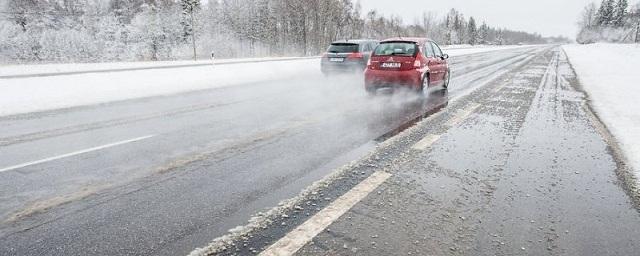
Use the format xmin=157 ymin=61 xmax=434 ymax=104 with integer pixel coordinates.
xmin=0 ymin=45 xmax=532 ymax=117
xmin=563 ymin=43 xmax=640 ymax=177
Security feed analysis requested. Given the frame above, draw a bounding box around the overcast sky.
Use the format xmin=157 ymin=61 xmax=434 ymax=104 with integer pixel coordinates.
xmin=358 ymin=0 xmax=638 ymax=38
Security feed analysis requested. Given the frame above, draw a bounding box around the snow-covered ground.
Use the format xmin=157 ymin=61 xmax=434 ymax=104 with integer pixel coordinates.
xmin=0 ymin=45 xmax=533 ymax=117
xmin=0 ymin=58 xmax=319 ymax=117
xmin=0 ymin=56 xmax=316 ymax=78
xmin=563 ymin=43 xmax=640 ymax=176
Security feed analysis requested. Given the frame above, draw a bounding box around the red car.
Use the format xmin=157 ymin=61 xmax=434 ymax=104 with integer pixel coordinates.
xmin=364 ymin=38 xmax=450 ymax=94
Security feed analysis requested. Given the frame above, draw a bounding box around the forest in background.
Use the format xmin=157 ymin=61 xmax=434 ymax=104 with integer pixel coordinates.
xmin=577 ymin=0 xmax=640 ymax=43
xmin=0 ymin=0 xmax=568 ymax=64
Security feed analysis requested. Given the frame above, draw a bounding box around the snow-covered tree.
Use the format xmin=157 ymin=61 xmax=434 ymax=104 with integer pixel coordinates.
xmin=597 ymin=0 xmax=616 ymax=26
xmin=577 ymin=0 xmax=636 ymax=43
xmin=631 ymin=3 xmax=640 ymax=42
xmin=109 ymin=0 xmax=144 ymax=24
xmin=444 ymin=9 xmax=457 ymax=44
xmin=180 ymin=0 xmax=200 ymax=60
xmin=467 ymin=16 xmax=477 ymax=45
xmin=580 ymin=3 xmax=599 ymax=29
xmin=495 ymin=29 xmax=504 ymax=45
xmin=613 ymin=0 xmax=629 ymax=27
xmin=0 ymin=0 xmax=559 ymax=64
xmin=454 ymin=13 xmax=466 ymax=44
xmin=477 ymin=21 xmax=488 ymax=44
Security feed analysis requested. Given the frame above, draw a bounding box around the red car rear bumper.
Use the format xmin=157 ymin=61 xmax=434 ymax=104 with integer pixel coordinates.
xmin=364 ymin=69 xmax=423 ymax=91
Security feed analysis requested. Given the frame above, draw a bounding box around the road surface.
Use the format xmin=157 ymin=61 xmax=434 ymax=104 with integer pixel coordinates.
xmin=4 ymin=46 xmax=636 ymax=256
xmin=193 ymin=47 xmax=640 ymax=256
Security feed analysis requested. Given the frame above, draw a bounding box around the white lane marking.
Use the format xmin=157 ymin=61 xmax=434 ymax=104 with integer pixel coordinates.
xmin=412 ymin=103 xmax=481 ymax=151
xmin=259 ymin=171 xmax=392 ymax=256
xmin=445 ymin=103 xmax=481 ymax=127
xmin=493 ymin=84 xmax=506 ymax=93
xmin=412 ymin=134 xmax=442 ymax=151
xmin=0 ymin=135 xmax=155 ymax=173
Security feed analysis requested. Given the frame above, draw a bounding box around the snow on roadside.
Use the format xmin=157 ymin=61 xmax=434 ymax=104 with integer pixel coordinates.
xmin=563 ymin=43 xmax=640 ymax=176
xmin=0 ymin=56 xmax=315 ymax=78
xmin=0 ymin=59 xmax=319 ymax=117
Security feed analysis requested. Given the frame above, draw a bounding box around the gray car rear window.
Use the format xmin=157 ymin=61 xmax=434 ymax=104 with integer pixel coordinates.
xmin=328 ymin=44 xmax=359 ymax=53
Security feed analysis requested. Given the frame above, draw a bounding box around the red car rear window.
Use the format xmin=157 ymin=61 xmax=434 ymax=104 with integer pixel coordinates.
xmin=373 ymin=42 xmax=417 ymax=57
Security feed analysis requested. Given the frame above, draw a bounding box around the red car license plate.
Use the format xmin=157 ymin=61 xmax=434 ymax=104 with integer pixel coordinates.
xmin=381 ymin=62 xmax=401 ymax=68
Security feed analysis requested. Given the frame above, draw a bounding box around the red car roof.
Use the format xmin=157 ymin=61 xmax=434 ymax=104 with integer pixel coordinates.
xmin=381 ymin=37 xmax=431 ymax=45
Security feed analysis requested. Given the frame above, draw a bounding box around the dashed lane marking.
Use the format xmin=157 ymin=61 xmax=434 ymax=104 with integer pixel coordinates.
xmin=444 ymin=103 xmax=482 ymax=127
xmin=0 ymin=135 xmax=155 ymax=173
xmin=411 ymin=103 xmax=481 ymax=151
xmin=411 ymin=134 xmax=442 ymax=151
xmin=258 ymin=171 xmax=392 ymax=256
xmin=493 ymin=84 xmax=507 ymax=93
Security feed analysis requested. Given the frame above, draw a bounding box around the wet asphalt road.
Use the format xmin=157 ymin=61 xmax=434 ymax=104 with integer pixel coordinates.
xmin=0 ymin=46 xmax=556 ymax=255
xmin=213 ymin=47 xmax=640 ymax=256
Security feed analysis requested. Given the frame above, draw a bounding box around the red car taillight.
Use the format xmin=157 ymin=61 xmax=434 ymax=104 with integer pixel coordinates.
xmin=347 ymin=52 xmax=364 ymax=60
xmin=413 ymin=59 xmax=422 ymax=69
xmin=366 ymin=58 xmax=378 ymax=70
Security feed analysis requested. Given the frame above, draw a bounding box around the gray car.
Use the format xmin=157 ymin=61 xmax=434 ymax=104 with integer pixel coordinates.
xmin=321 ymin=39 xmax=379 ymax=76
